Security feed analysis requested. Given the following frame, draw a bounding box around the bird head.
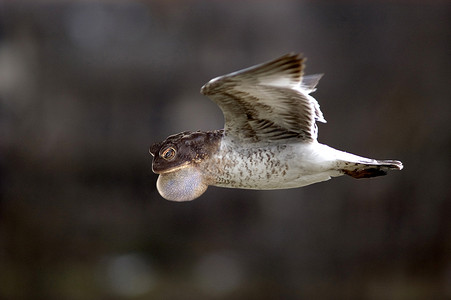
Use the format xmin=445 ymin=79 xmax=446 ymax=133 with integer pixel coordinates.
xmin=149 ymin=130 xmax=222 ymax=201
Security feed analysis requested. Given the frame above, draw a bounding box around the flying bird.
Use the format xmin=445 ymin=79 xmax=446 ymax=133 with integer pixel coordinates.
xmin=149 ymin=53 xmax=403 ymax=201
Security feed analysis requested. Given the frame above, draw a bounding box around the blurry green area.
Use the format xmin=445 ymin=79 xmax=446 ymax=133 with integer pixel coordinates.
xmin=0 ymin=1 xmax=450 ymax=299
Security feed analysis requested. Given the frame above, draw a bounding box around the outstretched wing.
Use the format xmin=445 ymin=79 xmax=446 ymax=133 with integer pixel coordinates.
xmin=200 ymin=53 xmax=326 ymax=144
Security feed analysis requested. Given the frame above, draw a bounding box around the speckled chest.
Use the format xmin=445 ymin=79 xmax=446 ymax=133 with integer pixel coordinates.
xmin=203 ymin=141 xmax=305 ymax=189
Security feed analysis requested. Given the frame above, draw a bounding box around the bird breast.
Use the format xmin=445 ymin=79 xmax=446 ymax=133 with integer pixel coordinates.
xmin=206 ymin=143 xmax=299 ymax=189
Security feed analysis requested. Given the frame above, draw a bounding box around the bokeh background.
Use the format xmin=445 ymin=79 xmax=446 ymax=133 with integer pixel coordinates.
xmin=1 ymin=1 xmax=450 ymax=299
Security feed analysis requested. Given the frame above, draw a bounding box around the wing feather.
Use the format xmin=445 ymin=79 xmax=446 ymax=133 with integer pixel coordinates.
xmin=200 ymin=53 xmax=326 ymax=144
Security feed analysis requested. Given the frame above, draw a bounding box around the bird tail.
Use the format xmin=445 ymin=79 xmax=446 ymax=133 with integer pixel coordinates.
xmin=340 ymin=158 xmax=403 ymax=179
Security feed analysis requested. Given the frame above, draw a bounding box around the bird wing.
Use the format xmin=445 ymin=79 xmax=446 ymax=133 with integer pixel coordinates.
xmin=200 ymin=53 xmax=326 ymax=145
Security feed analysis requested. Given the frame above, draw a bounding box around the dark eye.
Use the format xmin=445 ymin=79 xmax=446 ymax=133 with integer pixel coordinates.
xmin=161 ymin=147 xmax=176 ymax=161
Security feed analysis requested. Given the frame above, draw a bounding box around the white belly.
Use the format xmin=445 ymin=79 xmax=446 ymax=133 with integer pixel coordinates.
xmin=206 ymin=141 xmax=342 ymax=190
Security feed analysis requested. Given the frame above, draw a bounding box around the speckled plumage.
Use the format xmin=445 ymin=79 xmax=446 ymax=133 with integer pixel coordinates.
xmin=150 ymin=54 xmax=403 ymax=201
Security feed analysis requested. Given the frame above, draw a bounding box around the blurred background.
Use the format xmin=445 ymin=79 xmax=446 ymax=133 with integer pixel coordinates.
xmin=0 ymin=1 xmax=450 ymax=299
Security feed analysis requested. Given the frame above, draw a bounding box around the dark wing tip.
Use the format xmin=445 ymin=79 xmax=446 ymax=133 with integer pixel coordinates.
xmin=200 ymin=52 xmax=306 ymax=96
xmin=256 ymin=52 xmax=305 ymax=81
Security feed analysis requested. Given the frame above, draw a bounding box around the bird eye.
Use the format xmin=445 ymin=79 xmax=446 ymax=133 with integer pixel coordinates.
xmin=161 ymin=147 xmax=176 ymax=161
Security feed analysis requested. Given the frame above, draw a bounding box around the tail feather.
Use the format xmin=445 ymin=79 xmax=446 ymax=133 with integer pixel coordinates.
xmin=341 ymin=159 xmax=403 ymax=179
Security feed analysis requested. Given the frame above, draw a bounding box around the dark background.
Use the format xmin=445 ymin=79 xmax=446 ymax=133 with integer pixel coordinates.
xmin=1 ymin=1 xmax=450 ymax=299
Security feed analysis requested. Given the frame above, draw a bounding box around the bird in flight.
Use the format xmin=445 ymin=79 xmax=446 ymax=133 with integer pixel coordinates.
xmin=149 ymin=53 xmax=403 ymax=201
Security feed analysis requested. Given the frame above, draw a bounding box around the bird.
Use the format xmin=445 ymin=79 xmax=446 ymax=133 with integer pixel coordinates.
xmin=149 ymin=53 xmax=403 ymax=201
